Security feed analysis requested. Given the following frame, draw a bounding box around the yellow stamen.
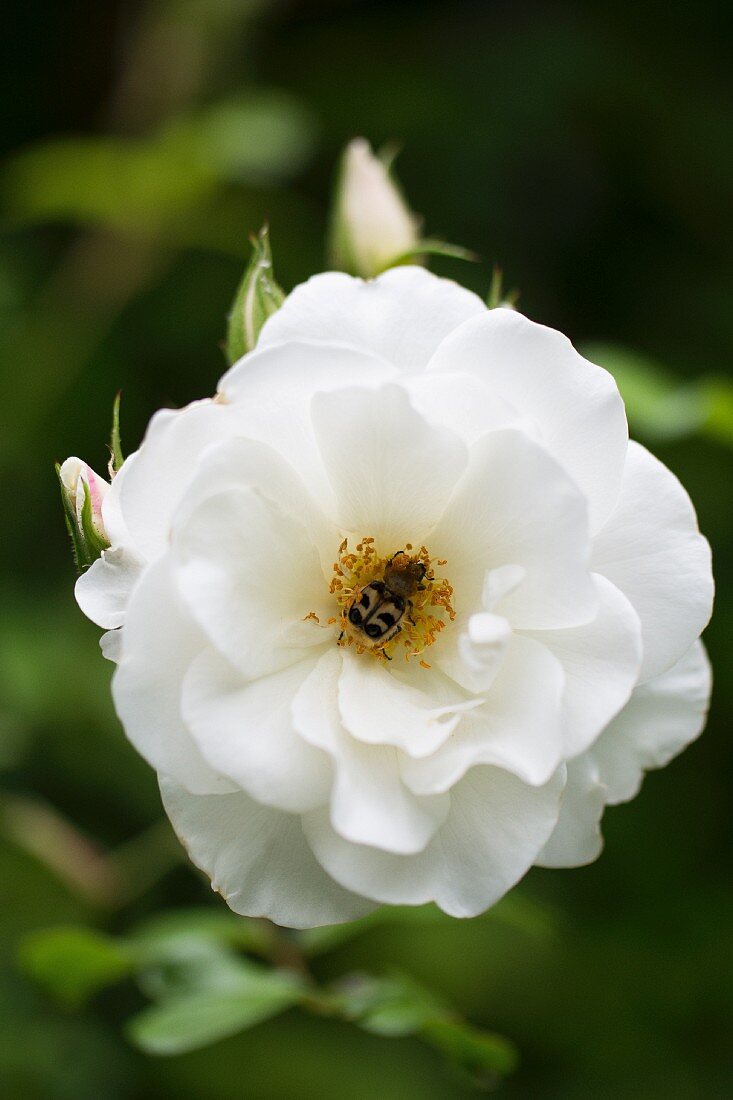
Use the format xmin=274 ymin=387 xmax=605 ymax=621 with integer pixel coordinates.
xmin=329 ymin=537 xmax=455 ymax=666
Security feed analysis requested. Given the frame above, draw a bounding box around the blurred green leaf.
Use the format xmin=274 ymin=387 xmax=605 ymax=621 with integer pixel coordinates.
xmin=226 ymin=225 xmax=284 ymax=362
xmin=2 ymin=92 xmax=316 ymax=236
xmin=129 ymin=907 xmax=275 ymax=961
xmin=334 ymin=972 xmax=444 ymax=1037
xmin=126 ymin=961 xmax=304 ymax=1056
xmin=18 ymin=926 xmax=134 ymax=1007
xmin=385 ymin=238 xmax=479 ymax=270
xmin=423 ymin=1018 xmax=519 ymax=1085
xmin=583 ymin=342 xmax=733 ymax=448
xmin=332 ymin=971 xmax=517 ymax=1086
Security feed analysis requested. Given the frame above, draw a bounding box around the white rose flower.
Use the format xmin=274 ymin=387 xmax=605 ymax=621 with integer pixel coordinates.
xmin=76 ymin=267 xmax=713 ymax=928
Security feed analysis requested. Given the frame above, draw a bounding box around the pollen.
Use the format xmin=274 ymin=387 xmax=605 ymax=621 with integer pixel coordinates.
xmin=329 ymin=538 xmax=455 ymax=665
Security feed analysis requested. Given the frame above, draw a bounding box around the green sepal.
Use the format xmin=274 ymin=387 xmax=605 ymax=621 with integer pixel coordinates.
xmin=486 ymin=265 xmax=519 ymax=309
xmin=383 ymin=238 xmax=479 ymax=272
xmin=109 ymin=391 xmax=124 ymax=474
xmin=80 ymin=477 xmax=110 ymax=558
xmin=226 ymin=225 xmax=285 ymax=364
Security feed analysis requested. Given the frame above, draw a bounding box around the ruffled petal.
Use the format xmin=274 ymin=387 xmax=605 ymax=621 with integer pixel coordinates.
xmin=431 ymin=428 xmax=597 ymax=630
xmin=220 ymin=340 xmax=399 ymax=511
xmin=522 ymin=574 xmax=642 ymax=758
xmin=181 ymin=650 xmax=332 ymax=814
xmin=111 ymin=559 xmax=232 ymax=795
xmin=75 ymin=547 xmax=143 ymax=629
xmin=427 ymin=308 xmax=628 ymax=533
xmin=590 ymin=640 xmax=711 ymax=805
xmin=303 ymin=765 xmax=565 ymax=917
xmin=160 ymin=778 xmax=374 ymax=928
xmin=258 ymin=267 xmax=485 ymax=372
xmin=172 ymin=484 xmax=330 ymax=681
xmin=400 ymin=635 xmax=565 ymax=792
xmin=293 ymin=651 xmax=449 ymax=854
xmin=311 ymin=383 xmax=466 ymax=549
xmin=535 ymin=756 xmax=605 ymax=868
xmin=591 ymin=442 xmax=713 ymax=681
xmin=338 ymin=654 xmax=480 ymax=759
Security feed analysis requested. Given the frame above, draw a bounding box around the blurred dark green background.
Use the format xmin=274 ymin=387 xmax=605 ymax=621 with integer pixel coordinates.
xmin=1 ymin=1 xmax=731 ymax=1096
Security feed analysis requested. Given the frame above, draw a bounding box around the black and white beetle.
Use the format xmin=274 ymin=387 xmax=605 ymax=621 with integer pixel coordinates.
xmin=346 ymin=554 xmax=427 ymax=648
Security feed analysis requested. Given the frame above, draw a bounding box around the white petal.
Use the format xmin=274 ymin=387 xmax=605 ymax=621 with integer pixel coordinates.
xmin=219 ymin=340 xmax=399 ymax=511
xmin=431 ymin=428 xmax=597 ymax=630
xmin=591 ymin=442 xmax=713 ymax=681
xmin=403 ymin=371 xmax=521 ymax=444
xmin=303 ymin=765 xmax=565 ymax=917
xmin=293 ymin=650 xmax=449 ymax=854
xmin=75 ymin=547 xmax=143 ymax=629
xmin=522 ymin=574 xmax=642 ymax=758
xmin=172 ymin=485 xmax=330 ymax=681
xmin=536 ymin=756 xmax=605 ymax=868
xmin=454 ymin=612 xmax=512 ymax=694
xmin=590 ymin=640 xmax=711 ymax=805
xmin=172 ymin=436 xmax=337 ymax=587
xmin=112 ymin=559 xmax=232 ymax=795
xmin=311 ymin=384 xmax=466 ymax=550
xmin=427 ymin=308 xmax=628 ymax=533
xmin=401 ymin=634 xmax=565 ymax=792
xmin=100 ymin=629 xmax=122 ymax=663
xmin=258 ymin=267 xmax=485 ymax=373
xmin=119 ymin=399 xmax=231 ymax=561
xmin=182 ymin=650 xmax=332 ymax=814
xmin=338 ymin=654 xmax=480 ymax=759
xmin=160 ymin=778 xmax=374 ymax=929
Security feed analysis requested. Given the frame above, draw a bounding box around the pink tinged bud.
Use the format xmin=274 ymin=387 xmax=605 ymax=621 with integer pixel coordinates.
xmin=59 ymin=457 xmax=109 ymax=542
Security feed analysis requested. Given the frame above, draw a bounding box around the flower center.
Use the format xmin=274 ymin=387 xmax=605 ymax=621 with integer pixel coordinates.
xmin=326 ymin=538 xmax=455 ymax=667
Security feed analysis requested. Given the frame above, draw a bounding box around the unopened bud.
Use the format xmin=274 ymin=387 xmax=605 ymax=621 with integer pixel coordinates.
xmin=57 ymin=458 xmax=110 ymax=571
xmin=329 ymin=138 xmax=421 ymax=278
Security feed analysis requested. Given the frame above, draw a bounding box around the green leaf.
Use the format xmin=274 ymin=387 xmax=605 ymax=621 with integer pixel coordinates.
xmin=582 ymin=343 xmax=708 ymax=442
xmin=331 ymin=971 xmax=517 ymax=1085
xmin=334 ymin=972 xmax=444 ymax=1037
xmin=109 ymin=392 xmax=124 ymax=474
xmin=129 ymin=907 xmax=275 ymax=960
xmin=126 ymin=962 xmax=304 ymax=1055
xmin=18 ymin=926 xmax=134 ymax=1007
xmin=226 ymin=225 xmax=285 ymax=363
xmin=423 ymin=1018 xmax=519 ymax=1084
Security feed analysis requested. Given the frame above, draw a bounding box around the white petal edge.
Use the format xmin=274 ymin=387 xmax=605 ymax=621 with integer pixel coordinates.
xmin=521 ymin=573 xmax=643 ymax=759
xmin=535 ymin=756 xmax=605 ymax=868
xmin=591 ymin=441 xmax=713 ymax=681
xmin=181 ymin=650 xmax=332 ymax=815
xmin=160 ymin=777 xmax=375 ymax=929
xmin=590 ymin=640 xmax=712 ymax=805
xmin=293 ymin=650 xmax=450 ymax=854
xmin=258 ymin=266 xmax=486 ymax=373
xmin=427 ymin=307 xmax=628 ymax=533
xmin=75 ymin=547 xmax=143 ymax=629
xmin=303 ymin=764 xmax=566 ymax=917
xmin=112 ymin=559 xmax=233 ymax=795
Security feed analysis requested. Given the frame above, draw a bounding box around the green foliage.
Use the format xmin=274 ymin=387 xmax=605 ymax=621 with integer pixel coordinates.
xmin=1 ymin=93 xmax=316 ymax=237
xmin=584 ymin=342 xmax=733 ymax=447
xmin=18 ymin=926 xmax=134 ymax=1007
xmin=226 ymin=225 xmax=285 ymax=362
xmin=127 ymin=958 xmax=304 ymax=1056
